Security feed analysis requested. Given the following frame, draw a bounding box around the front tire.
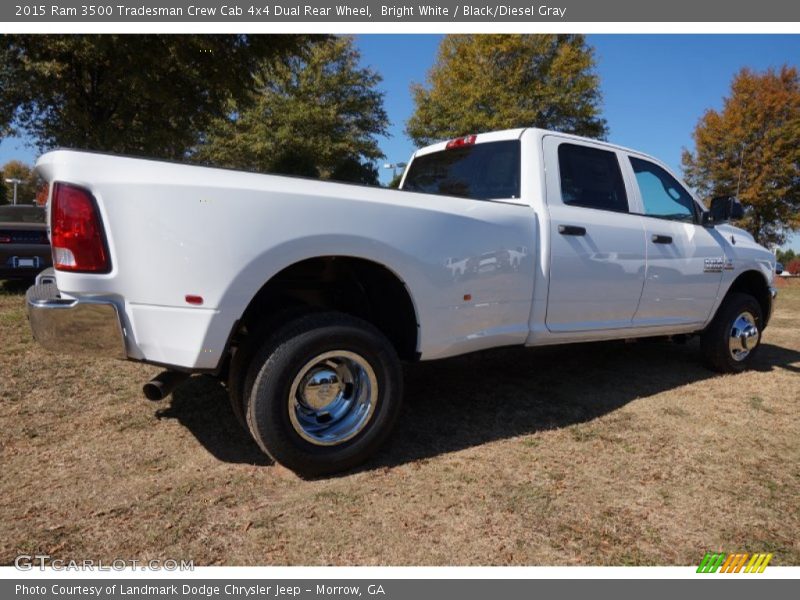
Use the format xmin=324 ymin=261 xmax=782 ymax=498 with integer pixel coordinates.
xmin=243 ymin=312 xmax=403 ymax=477
xmin=700 ymin=292 xmax=763 ymax=373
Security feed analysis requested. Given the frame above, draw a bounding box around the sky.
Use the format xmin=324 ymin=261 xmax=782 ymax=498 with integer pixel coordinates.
xmin=2 ymin=34 xmax=798 ymax=249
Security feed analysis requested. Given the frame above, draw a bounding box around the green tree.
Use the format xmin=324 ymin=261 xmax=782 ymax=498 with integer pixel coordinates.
xmin=0 ymin=34 xmax=311 ymax=159
xmin=387 ymin=173 xmax=403 ymax=189
xmin=0 ymin=44 xmax=15 ymax=141
xmin=0 ymin=160 xmax=41 ymax=204
xmin=196 ymin=37 xmax=388 ymax=184
xmin=406 ymin=34 xmax=607 ymax=147
xmin=776 ymin=248 xmax=796 ymax=264
xmin=682 ymin=66 xmax=800 ymax=247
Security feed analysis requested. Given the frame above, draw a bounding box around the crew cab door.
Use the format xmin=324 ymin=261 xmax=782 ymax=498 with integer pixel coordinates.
xmin=623 ymin=155 xmax=724 ymax=326
xmin=542 ymin=136 xmax=647 ymax=332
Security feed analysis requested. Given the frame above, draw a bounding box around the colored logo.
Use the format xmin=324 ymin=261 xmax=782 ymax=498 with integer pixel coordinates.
xmin=697 ymin=552 xmax=773 ymax=573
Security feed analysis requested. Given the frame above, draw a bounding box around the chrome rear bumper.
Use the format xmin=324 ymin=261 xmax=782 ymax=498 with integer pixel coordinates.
xmin=26 ymin=282 xmax=127 ymax=360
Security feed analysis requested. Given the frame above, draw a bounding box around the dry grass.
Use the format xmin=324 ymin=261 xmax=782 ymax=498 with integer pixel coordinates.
xmin=1 ymin=278 xmax=798 ymax=566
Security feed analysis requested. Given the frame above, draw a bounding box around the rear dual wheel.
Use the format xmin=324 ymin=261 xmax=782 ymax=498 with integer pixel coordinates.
xmin=234 ymin=312 xmax=403 ymax=477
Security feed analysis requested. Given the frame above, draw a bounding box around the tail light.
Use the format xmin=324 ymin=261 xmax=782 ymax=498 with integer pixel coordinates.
xmin=51 ymin=182 xmax=111 ymax=273
xmin=446 ymin=134 xmax=477 ymax=150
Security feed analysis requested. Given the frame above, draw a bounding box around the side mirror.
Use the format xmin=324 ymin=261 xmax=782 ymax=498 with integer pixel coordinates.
xmin=710 ymin=196 xmax=745 ymax=223
xmin=776 ymin=262 xmax=784 ymax=275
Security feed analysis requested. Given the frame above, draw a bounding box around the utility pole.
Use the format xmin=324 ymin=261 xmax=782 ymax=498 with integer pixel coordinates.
xmin=383 ymin=162 xmax=407 ymax=180
xmin=4 ymin=178 xmax=22 ymax=205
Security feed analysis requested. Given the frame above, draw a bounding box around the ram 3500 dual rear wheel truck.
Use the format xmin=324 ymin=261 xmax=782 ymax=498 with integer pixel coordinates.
xmin=27 ymin=128 xmax=778 ymax=476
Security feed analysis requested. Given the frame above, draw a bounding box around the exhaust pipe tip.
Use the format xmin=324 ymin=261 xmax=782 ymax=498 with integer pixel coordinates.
xmin=143 ymin=370 xmax=189 ymax=401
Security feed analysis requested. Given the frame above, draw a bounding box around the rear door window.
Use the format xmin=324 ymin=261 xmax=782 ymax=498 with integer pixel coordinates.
xmin=402 ymin=140 xmax=521 ymax=200
xmin=557 ymin=143 xmax=629 ymax=213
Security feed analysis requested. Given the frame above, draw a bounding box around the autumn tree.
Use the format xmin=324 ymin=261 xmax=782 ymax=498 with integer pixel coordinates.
xmin=0 ymin=34 xmax=311 ymax=159
xmin=0 ymin=160 xmax=41 ymax=204
xmin=196 ymin=37 xmax=388 ymax=185
xmin=682 ymin=66 xmax=800 ymax=246
xmin=406 ymin=34 xmax=607 ymax=146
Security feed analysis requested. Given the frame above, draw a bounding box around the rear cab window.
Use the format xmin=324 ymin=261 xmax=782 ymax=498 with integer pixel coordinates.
xmin=402 ymin=140 xmax=521 ymax=200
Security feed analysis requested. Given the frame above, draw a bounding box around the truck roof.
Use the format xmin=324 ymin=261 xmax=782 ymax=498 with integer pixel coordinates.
xmin=412 ymin=127 xmax=659 ymax=163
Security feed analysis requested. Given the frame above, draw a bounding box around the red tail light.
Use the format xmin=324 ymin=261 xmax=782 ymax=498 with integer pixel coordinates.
xmin=446 ymin=134 xmax=477 ymax=150
xmin=0 ymin=234 xmax=10 ymax=243
xmin=51 ymin=182 xmax=111 ymax=273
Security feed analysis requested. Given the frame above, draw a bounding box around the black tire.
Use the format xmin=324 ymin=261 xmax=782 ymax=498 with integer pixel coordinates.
xmin=227 ymin=307 xmax=311 ymax=432
xmin=700 ymin=292 xmax=763 ymax=373
xmin=242 ymin=312 xmax=403 ymax=477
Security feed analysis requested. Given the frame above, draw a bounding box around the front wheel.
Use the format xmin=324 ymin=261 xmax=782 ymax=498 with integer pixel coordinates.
xmin=243 ymin=312 xmax=403 ymax=477
xmin=700 ymin=292 xmax=763 ymax=373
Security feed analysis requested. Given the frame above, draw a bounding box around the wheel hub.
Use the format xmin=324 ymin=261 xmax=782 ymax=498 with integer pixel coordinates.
xmin=288 ymin=350 xmax=378 ymax=446
xmin=300 ymin=367 xmax=343 ymax=410
xmin=729 ymin=312 xmax=759 ymax=361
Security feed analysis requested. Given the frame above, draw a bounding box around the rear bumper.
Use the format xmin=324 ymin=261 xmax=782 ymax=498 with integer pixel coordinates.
xmin=26 ymin=282 xmax=127 ymax=360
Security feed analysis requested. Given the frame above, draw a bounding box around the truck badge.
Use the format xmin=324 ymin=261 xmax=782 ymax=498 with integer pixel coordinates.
xmin=704 ymin=258 xmax=725 ymax=273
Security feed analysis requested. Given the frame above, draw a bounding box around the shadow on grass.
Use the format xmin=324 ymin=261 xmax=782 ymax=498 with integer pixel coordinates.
xmin=155 ymin=375 xmax=272 ymax=466
xmin=155 ymin=338 xmax=800 ymax=473
xmin=753 ymin=342 xmax=800 ymax=374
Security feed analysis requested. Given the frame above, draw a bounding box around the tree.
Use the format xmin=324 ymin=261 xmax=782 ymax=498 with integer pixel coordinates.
xmin=0 ymin=44 xmax=15 ymax=141
xmin=0 ymin=34 xmax=311 ymax=160
xmin=682 ymin=66 xmax=800 ymax=247
xmin=0 ymin=160 xmax=41 ymax=204
xmin=0 ymin=176 xmax=7 ymax=205
xmin=196 ymin=37 xmax=388 ymax=185
xmin=387 ymin=173 xmax=402 ymax=189
xmin=776 ymin=248 xmax=796 ymax=265
xmin=34 ymin=183 xmax=49 ymax=206
xmin=406 ymin=34 xmax=607 ymax=147
xmin=787 ymin=258 xmax=800 ymax=275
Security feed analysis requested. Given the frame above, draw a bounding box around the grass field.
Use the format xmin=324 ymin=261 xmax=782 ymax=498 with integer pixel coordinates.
xmin=1 ymin=279 xmax=798 ymax=566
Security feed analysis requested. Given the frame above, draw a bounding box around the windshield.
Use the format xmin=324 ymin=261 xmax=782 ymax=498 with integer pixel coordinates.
xmin=0 ymin=206 xmax=46 ymax=223
xmin=402 ymin=140 xmax=521 ymax=200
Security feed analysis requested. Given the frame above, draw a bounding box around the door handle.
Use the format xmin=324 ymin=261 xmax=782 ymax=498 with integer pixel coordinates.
xmin=558 ymin=225 xmax=586 ymax=236
xmin=651 ymin=234 xmax=673 ymax=244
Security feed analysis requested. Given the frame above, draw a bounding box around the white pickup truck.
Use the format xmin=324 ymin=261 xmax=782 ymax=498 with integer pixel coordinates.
xmin=27 ymin=128 xmax=777 ymax=476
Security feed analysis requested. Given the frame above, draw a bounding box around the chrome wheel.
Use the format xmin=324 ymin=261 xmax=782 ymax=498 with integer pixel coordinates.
xmin=729 ymin=311 xmax=759 ymax=362
xmin=288 ymin=350 xmax=378 ymax=446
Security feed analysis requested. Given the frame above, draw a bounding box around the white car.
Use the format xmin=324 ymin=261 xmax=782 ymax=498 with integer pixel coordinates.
xmin=27 ymin=128 xmax=777 ymax=475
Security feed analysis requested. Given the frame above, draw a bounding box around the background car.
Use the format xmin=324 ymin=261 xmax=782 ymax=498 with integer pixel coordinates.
xmin=0 ymin=205 xmax=51 ymax=281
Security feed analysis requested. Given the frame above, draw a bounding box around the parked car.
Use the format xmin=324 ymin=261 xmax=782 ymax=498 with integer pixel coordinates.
xmin=26 ymin=129 xmax=778 ymax=476
xmin=0 ymin=204 xmax=51 ymax=280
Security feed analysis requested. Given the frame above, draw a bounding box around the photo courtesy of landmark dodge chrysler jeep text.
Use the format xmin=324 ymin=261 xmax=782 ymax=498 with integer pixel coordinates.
xmin=26 ymin=128 xmax=778 ymax=476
